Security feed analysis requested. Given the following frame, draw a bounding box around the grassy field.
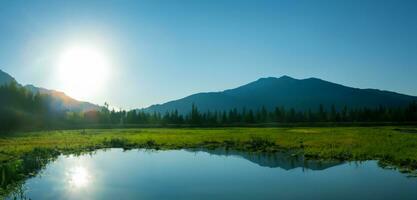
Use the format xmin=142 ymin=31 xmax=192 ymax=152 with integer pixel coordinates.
xmin=2 ymin=126 xmax=417 ymax=197
xmin=1 ymin=126 xmax=417 ymax=169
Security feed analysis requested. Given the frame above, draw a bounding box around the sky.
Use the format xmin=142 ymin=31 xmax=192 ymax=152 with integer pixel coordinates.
xmin=0 ymin=0 xmax=416 ymax=109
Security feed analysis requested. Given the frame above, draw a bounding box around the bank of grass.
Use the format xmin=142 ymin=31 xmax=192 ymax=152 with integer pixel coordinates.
xmin=1 ymin=126 xmax=417 ymax=169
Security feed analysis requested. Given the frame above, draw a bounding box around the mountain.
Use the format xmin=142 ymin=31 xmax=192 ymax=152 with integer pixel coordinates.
xmin=24 ymin=85 xmax=100 ymax=112
xmin=0 ymin=69 xmax=100 ymax=112
xmin=144 ymin=76 xmax=417 ymax=114
xmin=0 ymin=69 xmax=16 ymax=85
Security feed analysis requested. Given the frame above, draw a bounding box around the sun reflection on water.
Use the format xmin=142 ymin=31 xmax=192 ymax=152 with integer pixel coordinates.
xmin=67 ymin=166 xmax=91 ymax=188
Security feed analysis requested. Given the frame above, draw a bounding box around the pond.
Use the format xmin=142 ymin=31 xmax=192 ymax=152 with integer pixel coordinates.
xmin=6 ymin=148 xmax=417 ymax=200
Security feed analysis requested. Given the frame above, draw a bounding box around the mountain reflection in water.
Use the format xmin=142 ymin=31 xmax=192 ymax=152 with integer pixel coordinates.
xmin=2 ymin=148 xmax=417 ymax=200
xmin=189 ymin=148 xmax=343 ymax=170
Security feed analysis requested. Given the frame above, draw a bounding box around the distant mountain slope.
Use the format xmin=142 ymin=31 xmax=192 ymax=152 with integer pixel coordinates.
xmin=144 ymin=76 xmax=417 ymax=114
xmin=0 ymin=69 xmax=100 ymax=112
xmin=0 ymin=69 xmax=16 ymax=85
xmin=24 ymin=85 xmax=100 ymax=112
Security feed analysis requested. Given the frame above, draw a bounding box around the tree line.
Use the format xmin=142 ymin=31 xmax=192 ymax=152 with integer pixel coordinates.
xmin=1 ymin=82 xmax=417 ymax=132
xmin=0 ymin=82 xmax=70 ymax=132
xmin=117 ymin=102 xmax=417 ymax=125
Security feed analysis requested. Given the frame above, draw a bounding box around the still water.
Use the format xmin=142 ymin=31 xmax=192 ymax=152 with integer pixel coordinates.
xmin=7 ymin=148 xmax=417 ymax=200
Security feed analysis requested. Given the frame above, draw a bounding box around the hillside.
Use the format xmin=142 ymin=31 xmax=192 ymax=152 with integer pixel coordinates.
xmin=144 ymin=76 xmax=417 ymax=114
xmin=0 ymin=69 xmax=99 ymax=112
xmin=0 ymin=69 xmax=16 ymax=85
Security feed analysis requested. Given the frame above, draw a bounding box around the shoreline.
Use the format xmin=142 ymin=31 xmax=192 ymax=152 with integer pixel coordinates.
xmin=1 ymin=126 xmax=417 ymax=196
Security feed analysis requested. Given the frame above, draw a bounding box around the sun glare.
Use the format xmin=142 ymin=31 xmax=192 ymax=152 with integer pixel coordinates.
xmin=67 ymin=166 xmax=91 ymax=188
xmin=57 ymin=45 xmax=110 ymax=101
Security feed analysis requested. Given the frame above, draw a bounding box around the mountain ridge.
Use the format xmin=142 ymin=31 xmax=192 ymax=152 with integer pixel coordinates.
xmin=0 ymin=69 xmax=100 ymax=112
xmin=143 ymin=75 xmax=417 ymax=114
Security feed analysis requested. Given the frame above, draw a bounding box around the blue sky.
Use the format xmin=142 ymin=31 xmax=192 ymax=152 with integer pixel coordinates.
xmin=0 ymin=0 xmax=416 ymax=109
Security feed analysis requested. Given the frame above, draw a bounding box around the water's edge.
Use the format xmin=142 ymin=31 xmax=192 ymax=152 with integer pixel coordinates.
xmin=2 ymin=147 xmax=417 ymax=199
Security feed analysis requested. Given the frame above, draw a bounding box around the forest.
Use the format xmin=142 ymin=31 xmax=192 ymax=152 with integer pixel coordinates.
xmin=1 ymin=82 xmax=417 ymax=132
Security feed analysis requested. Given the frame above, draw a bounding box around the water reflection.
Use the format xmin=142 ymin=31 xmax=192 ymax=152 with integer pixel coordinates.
xmin=189 ymin=148 xmax=343 ymax=170
xmin=67 ymin=166 xmax=91 ymax=188
xmin=2 ymin=149 xmax=417 ymax=200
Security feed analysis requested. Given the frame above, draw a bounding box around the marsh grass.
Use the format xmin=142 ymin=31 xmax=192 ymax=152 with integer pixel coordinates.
xmin=1 ymin=126 xmax=417 ymax=197
xmin=246 ymin=136 xmax=276 ymax=150
xmin=1 ymin=127 xmax=417 ymax=167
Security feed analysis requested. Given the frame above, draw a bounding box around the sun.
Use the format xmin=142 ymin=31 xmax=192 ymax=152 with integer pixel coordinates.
xmin=57 ymin=45 xmax=110 ymax=101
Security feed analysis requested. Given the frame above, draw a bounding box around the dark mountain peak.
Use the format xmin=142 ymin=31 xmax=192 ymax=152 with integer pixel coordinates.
xmin=278 ymin=75 xmax=296 ymax=80
xmin=252 ymin=77 xmax=278 ymax=85
xmin=229 ymin=75 xmax=299 ymax=93
xmin=256 ymin=75 xmax=296 ymax=82
xmin=303 ymin=77 xmax=322 ymax=81
xmin=238 ymin=76 xmax=296 ymax=90
xmin=257 ymin=77 xmax=278 ymax=81
xmin=144 ymin=75 xmax=417 ymax=114
xmin=244 ymin=76 xmax=330 ymax=89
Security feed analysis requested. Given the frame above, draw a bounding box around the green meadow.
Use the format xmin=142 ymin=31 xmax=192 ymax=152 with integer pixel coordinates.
xmin=1 ymin=126 xmax=417 ymax=170
xmin=2 ymin=126 xmax=417 ymax=197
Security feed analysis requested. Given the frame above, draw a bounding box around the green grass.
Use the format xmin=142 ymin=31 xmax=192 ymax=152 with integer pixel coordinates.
xmin=1 ymin=127 xmax=417 ymax=169
xmin=2 ymin=126 xmax=417 ymax=197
